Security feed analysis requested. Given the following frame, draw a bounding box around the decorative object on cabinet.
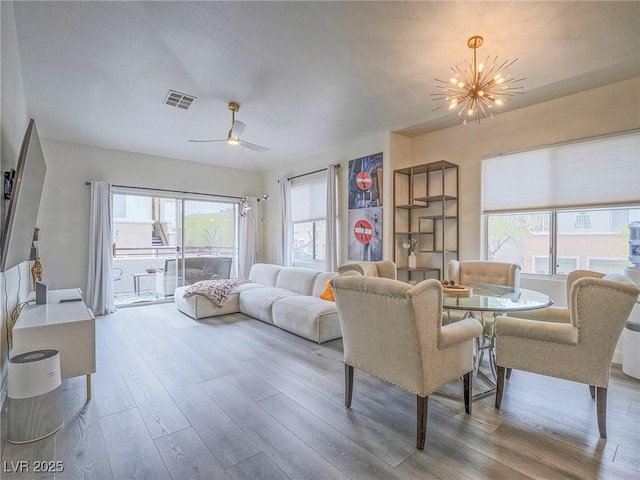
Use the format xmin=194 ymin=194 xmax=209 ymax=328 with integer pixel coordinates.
xmin=347 ymin=153 xmax=384 ymax=261
xmin=393 ymin=160 xmax=458 ymax=283
xmin=403 ymin=238 xmax=419 ymax=269
xmin=30 ymin=227 xmax=42 ymax=289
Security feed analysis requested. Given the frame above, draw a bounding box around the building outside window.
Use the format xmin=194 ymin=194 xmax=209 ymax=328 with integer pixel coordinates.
xmin=488 ymin=207 xmax=639 ymax=275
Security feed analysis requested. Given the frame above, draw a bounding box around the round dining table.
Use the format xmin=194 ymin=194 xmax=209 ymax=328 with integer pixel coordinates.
xmin=442 ymin=282 xmax=553 ymax=399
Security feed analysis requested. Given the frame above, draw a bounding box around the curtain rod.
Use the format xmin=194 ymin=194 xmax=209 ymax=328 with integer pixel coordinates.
xmin=287 ymin=164 xmax=340 ymax=182
xmin=84 ymin=182 xmax=243 ymax=200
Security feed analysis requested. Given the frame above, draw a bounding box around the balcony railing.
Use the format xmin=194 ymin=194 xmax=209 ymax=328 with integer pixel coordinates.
xmin=114 ymin=245 xmax=236 ymax=258
xmin=113 ymin=245 xmax=238 ymax=300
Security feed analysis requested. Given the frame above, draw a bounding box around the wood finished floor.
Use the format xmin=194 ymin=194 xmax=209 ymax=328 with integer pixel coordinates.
xmin=1 ymin=303 xmax=639 ymax=480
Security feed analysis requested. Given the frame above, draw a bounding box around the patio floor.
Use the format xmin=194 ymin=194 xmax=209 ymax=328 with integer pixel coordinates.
xmin=114 ymin=290 xmax=169 ymax=307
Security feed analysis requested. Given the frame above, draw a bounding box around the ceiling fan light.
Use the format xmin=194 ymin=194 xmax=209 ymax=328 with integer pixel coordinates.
xmin=228 ymin=139 xmax=239 ymax=146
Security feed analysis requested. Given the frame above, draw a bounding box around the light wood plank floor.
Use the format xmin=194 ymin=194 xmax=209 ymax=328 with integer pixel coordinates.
xmin=2 ymin=303 xmax=639 ymax=479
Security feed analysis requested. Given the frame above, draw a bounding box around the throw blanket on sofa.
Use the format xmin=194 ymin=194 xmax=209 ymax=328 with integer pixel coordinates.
xmin=183 ymin=278 xmax=252 ymax=307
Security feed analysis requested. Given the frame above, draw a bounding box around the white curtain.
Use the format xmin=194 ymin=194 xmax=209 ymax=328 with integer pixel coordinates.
xmin=238 ymin=197 xmax=258 ymax=277
xmin=87 ymin=181 xmax=116 ymax=315
xmin=325 ymin=164 xmax=338 ymax=272
xmin=277 ymin=177 xmax=293 ymax=266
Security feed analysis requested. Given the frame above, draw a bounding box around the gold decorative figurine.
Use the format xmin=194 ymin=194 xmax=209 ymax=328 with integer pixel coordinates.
xmin=30 ymin=229 xmax=42 ymax=289
xmin=31 ymin=256 xmax=42 ymax=290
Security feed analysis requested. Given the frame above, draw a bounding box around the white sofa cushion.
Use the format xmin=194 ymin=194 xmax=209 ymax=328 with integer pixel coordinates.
xmin=249 ymin=263 xmax=283 ymax=286
xmin=239 ymin=287 xmax=301 ymax=324
xmin=272 ymin=296 xmax=342 ymax=343
xmin=312 ymin=272 xmax=339 ymax=297
xmin=275 ymin=267 xmax=320 ymax=295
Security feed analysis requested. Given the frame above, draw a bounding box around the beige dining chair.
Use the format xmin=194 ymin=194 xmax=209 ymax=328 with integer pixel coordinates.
xmin=331 ymin=275 xmax=483 ymax=450
xmin=494 ymin=274 xmax=640 ymax=438
xmin=446 ymin=259 xmax=522 ymax=327
xmin=505 ymin=269 xmax=604 ymax=324
xmin=503 ymin=269 xmax=605 ymax=379
xmin=448 ymin=260 xmax=521 ymax=289
xmin=337 ymin=260 xmax=397 ymax=279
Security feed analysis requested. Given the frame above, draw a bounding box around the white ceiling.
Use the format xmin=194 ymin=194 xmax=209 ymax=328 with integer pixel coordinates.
xmin=12 ymin=1 xmax=640 ymax=172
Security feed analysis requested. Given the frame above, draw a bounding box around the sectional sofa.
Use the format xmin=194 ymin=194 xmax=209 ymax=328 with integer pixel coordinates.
xmin=174 ymin=263 xmax=345 ymax=343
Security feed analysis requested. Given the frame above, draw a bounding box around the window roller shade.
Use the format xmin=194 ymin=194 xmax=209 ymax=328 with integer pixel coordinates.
xmin=290 ymin=171 xmax=327 ymax=222
xmin=483 ymin=131 xmax=640 ymax=213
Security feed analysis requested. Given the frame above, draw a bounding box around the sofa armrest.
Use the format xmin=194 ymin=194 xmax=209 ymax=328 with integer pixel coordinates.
xmin=439 ymin=318 xmax=483 ymax=348
xmin=495 ymin=315 xmax=578 ymax=344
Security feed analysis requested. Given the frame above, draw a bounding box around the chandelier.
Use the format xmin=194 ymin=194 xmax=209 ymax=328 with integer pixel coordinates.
xmin=433 ymin=36 xmax=524 ymax=124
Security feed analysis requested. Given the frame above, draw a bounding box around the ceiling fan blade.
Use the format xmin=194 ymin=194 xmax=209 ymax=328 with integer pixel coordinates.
xmin=231 ymin=120 xmax=246 ymax=138
xmin=239 ymin=139 xmax=270 ymax=152
xmin=188 ymin=139 xmax=227 ymax=143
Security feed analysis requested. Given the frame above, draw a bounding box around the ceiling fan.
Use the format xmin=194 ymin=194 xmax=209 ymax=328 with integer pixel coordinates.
xmin=188 ymin=102 xmax=270 ymax=152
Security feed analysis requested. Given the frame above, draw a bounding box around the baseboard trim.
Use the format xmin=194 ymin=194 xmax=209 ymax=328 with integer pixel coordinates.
xmin=612 ymin=351 xmax=622 ymax=366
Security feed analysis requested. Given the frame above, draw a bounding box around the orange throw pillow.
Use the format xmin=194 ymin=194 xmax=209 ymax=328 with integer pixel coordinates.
xmin=320 ymin=280 xmax=335 ymax=301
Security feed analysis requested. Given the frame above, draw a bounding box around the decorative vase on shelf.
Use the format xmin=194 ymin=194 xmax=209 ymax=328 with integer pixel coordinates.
xmin=408 ymin=252 xmax=417 ymax=269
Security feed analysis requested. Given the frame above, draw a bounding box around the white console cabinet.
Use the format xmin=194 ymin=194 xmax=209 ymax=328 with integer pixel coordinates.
xmin=12 ymin=288 xmax=95 ymax=398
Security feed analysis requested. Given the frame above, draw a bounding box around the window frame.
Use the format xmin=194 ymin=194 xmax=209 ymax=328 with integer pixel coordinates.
xmin=484 ymin=205 xmax=639 ymax=277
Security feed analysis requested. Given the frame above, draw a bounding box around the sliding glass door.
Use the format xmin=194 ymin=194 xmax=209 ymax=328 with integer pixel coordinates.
xmin=112 ymin=189 xmax=239 ymax=307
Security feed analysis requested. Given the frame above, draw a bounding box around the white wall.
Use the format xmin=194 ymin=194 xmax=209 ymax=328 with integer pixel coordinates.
xmin=261 ymin=133 xmax=390 ymax=266
xmin=0 ymin=0 xmax=32 ymax=404
xmin=36 ymin=139 xmax=263 ymax=292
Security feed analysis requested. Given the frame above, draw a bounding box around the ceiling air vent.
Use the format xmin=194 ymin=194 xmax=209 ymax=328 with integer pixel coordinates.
xmin=164 ymin=90 xmax=196 ymax=110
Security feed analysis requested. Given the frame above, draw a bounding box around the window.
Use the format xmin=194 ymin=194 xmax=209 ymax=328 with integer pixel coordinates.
xmin=487 ymin=212 xmax=550 ymax=272
xmin=293 ymin=220 xmax=326 ymax=262
xmin=111 ymin=188 xmax=240 ymax=306
xmin=484 ymin=131 xmax=640 ymax=276
xmin=290 ymin=171 xmax=327 ymax=266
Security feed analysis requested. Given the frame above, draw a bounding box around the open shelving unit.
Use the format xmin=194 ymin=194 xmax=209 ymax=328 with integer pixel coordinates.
xmin=393 ymin=160 xmax=459 ymax=283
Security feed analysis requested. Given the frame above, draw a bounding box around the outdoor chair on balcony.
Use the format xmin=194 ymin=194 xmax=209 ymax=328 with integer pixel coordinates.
xmin=113 ymin=267 xmax=123 ymax=282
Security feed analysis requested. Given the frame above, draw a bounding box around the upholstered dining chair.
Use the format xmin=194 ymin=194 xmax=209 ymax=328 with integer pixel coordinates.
xmin=448 ymin=260 xmax=521 ymax=289
xmin=505 ymin=269 xmax=605 ymax=324
xmin=494 ymin=274 xmax=640 ymax=438
xmin=337 ymin=260 xmax=397 ymax=279
xmin=503 ymin=269 xmax=605 ymax=379
xmin=331 ymin=275 xmax=483 ymax=450
xmin=446 ymin=259 xmax=522 ymax=327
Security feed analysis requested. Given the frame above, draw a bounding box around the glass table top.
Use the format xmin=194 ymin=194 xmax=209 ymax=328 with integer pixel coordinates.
xmin=442 ymin=282 xmax=553 ymax=312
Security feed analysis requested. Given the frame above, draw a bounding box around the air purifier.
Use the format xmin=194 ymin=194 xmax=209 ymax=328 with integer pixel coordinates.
xmin=8 ymin=349 xmax=63 ymax=444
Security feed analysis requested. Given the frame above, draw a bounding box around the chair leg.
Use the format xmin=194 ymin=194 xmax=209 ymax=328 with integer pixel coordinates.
xmin=417 ymin=395 xmax=428 ymax=451
xmin=596 ymin=386 xmax=607 ymax=439
xmin=495 ymin=366 xmax=507 ymax=409
xmin=463 ymin=371 xmax=472 ymax=414
xmin=345 ymin=364 xmax=354 ymax=408
xmin=589 ymin=385 xmax=596 ymax=400
xmin=506 ymin=367 xmax=512 ymax=379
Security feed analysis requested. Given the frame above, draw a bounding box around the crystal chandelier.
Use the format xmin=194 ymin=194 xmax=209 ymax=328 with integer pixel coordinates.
xmin=433 ymin=36 xmax=525 ymax=124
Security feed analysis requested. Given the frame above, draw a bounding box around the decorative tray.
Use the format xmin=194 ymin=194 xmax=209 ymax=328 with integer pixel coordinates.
xmin=442 ymin=285 xmax=473 ymax=297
